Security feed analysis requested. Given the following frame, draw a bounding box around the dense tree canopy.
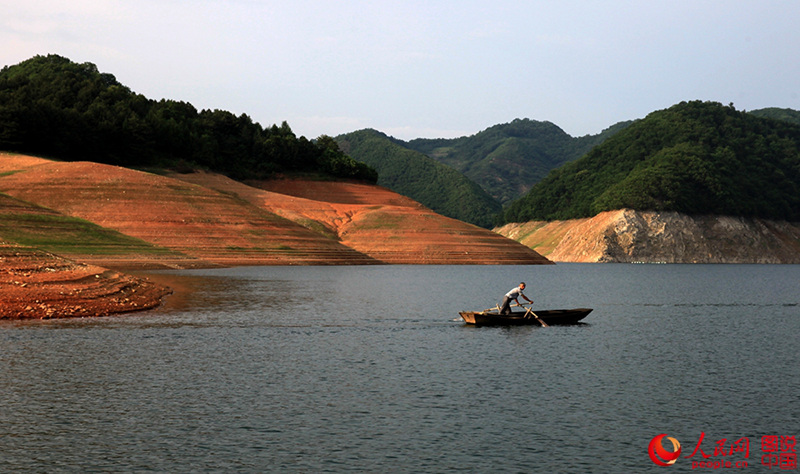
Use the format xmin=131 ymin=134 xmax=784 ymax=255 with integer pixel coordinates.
xmin=0 ymin=55 xmax=377 ymax=182
xmin=500 ymin=101 xmax=800 ymax=223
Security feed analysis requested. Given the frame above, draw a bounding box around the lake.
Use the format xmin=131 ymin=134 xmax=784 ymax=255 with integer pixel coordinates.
xmin=1 ymin=264 xmax=798 ymax=472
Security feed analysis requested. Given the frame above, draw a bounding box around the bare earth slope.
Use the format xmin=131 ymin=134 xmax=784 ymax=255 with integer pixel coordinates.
xmin=0 ymin=156 xmax=378 ymax=267
xmin=0 ymin=188 xmax=197 ymax=269
xmin=174 ymin=172 xmax=551 ymax=265
xmin=496 ymin=209 xmax=800 ymax=263
xmin=0 ymin=155 xmax=548 ymax=266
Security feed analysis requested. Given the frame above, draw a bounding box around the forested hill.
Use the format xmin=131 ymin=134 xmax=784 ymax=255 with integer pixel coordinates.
xmin=406 ymin=118 xmax=632 ymax=205
xmin=749 ymin=107 xmax=800 ymax=127
xmin=0 ymin=55 xmax=376 ymax=182
xmin=336 ymin=129 xmax=501 ymax=228
xmin=500 ymin=101 xmax=800 ymax=224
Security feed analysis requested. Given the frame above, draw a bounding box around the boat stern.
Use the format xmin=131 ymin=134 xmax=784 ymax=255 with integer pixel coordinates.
xmin=459 ymin=311 xmax=478 ymax=324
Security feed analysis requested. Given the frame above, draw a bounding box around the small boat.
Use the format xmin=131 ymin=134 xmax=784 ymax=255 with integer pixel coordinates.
xmin=459 ymin=308 xmax=592 ymax=326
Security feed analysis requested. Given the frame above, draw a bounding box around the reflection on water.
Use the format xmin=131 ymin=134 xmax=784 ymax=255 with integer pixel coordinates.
xmin=1 ymin=264 xmax=799 ymax=472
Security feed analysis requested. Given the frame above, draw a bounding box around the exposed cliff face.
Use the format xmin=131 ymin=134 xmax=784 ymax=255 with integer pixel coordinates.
xmin=495 ymin=209 xmax=800 ymax=263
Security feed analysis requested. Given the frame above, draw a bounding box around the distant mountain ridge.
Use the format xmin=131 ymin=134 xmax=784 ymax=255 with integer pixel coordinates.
xmin=500 ymin=101 xmax=800 ymax=223
xmin=406 ymin=118 xmax=633 ymax=205
xmin=338 ymin=108 xmax=800 ymax=228
xmin=749 ymin=107 xmax=800 ymax=126
xmin=336 ymin=120 xmax=632 ymax=227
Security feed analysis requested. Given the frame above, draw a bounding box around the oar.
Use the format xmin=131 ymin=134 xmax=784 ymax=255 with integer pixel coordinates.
xmin=516 ymin=303 xmax=549 ymax=327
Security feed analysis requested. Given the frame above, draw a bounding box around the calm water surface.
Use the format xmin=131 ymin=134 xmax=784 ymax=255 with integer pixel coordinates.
xmin=1 ymin=264 xmax=798 ymax=472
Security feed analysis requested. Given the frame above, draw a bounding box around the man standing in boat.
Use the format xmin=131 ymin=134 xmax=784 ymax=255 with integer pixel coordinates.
xmin=499 ymin=282 xmax=533 ymax=314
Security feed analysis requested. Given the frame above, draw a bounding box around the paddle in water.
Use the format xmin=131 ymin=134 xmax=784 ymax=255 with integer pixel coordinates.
xmin=516 ymin=303 xmax=549 ymax=327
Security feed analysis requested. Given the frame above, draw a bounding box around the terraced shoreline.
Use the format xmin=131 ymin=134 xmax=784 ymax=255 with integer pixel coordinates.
xmin=0 ymin=244 xmax=171 ymax=320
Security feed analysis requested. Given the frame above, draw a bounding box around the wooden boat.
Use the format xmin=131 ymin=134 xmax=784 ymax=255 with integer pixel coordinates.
xmin=459 ymin=308 xmax=592 ymax=326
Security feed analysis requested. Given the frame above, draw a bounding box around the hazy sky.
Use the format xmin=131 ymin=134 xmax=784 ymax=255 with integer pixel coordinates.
xmin=2 ymin=1 xmax=799 ymax=140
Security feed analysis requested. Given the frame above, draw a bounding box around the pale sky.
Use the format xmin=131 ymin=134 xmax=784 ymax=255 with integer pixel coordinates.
xmin=2 ymin=1 xmax=799 ymax=140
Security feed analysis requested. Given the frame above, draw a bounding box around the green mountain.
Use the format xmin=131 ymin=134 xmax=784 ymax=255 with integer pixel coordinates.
xmin=749 ymin=107 xmax=800 ymax=126
xmin=406 ymin=119 xmax=632 ymax=205
xmin=336 ymin=129 xmax=502 ymax=228
xmin=0 ymin=54 xmax=376 ymax=182
xmin=500 ymin=101 xmax=800 ymax=224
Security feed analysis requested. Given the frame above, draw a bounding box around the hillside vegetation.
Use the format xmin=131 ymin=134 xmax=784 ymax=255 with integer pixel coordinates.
xmin=407 ymin=119 xmax=632 ymax=204
xmin=336 ymin=129 xmax=501 ymax=228
xmin=0 ymin=55 xmax=376 ymax=182
xmin=500 ymin=101 xmax=800 ymax=223
xmin=749 ymin=107 xmax=800 ymax=127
